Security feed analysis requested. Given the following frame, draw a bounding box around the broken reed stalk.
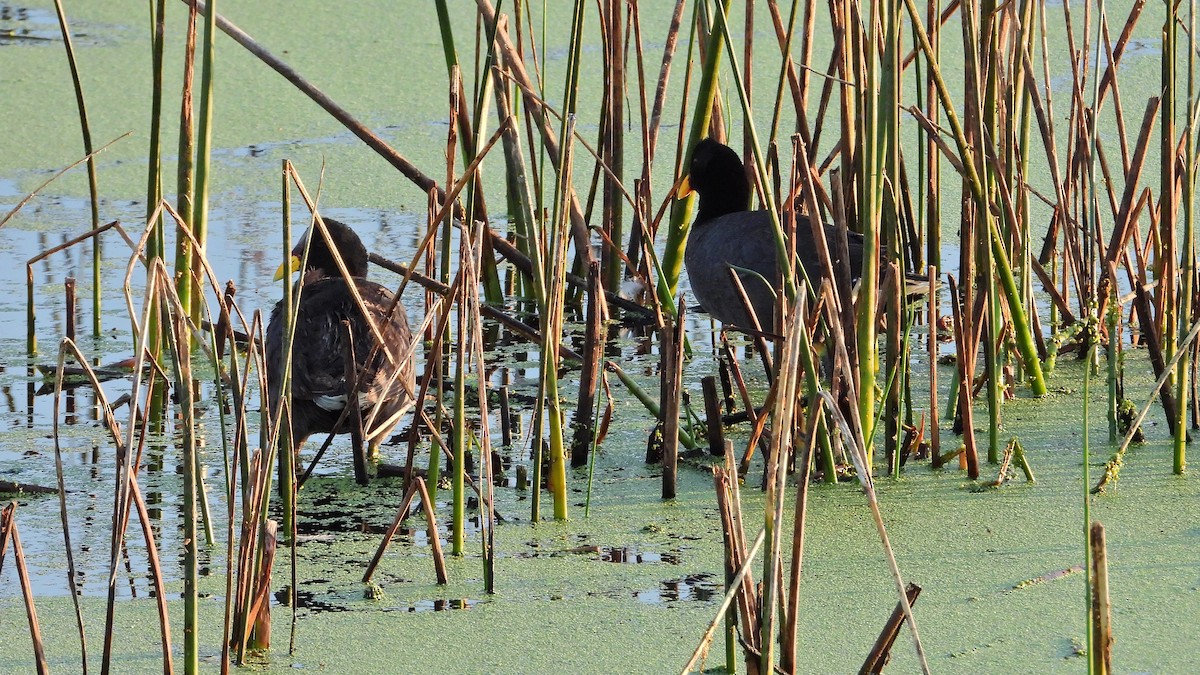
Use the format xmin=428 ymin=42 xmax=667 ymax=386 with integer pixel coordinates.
xmin=664 ymin=300 xmax=686 ymax=500
xmin=1089 ymin=521 xmax=1113 ymax=674
xmin=859 ymin=583 xmax=923 ymax=674
xmin=416 ymin=478 xmax=450 ymax=585
xmin=928 ymin=266 xmax=942 ymax=468
xmin=584 ymin=374 xmax=612 ymax=518
xmin=363 ymin=481 xmax=421 ymax=583
xmin=571 ymin=261 xmax=607 ymax=468
xmin=1 ymin=502 xmax=50 ymax=675
xmin=947 ymin=275 xmax=980 ymax=478
xmin=64 ymin=276 xmax=77 ymax=342
xmin=701 ymin=376 xmax=726 ymax=456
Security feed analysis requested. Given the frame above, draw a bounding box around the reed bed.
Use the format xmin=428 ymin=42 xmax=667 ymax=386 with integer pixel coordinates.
xmin=6 ymin=0 xmax=1197 ymax=671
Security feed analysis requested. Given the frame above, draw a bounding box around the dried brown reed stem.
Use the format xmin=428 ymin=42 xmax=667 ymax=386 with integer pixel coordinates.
xmin=1089 ymin=522 xmax=1113 ymax=673
xmin=928 ymin=266 xmax=942 ymax=469
xmin=727 ymin=267 xmax=776 ymax=377
xmin=231 ymin=448 xmax=269 ymax=662
xmin=338 ymin=320 xmax=369 ymax=485
xmin=363 ymin=481 xmax=421 ymax=583
xmin=859 ymin=583 xmax=923 ymax=674
xmin=162 ymin=284 xmax=200 ymax=670
xmin=781 ymin=394 xmax=816 ymax=672
xmin=127 ymin=476 xmax=173 ymax=672
xmin=416 ymin=478 xmax=450 ymax=585
xmin=220 ymin=404 xmax=240 ymax=674
xmin=947 ymin=275 xmax=980 ymax=478
xmin=463 ymin=222 xmax=498 ymax=592
xmin=571 ymin=261 xmax=608 ymax=467
xmin=247 ymin=520 xmax=279 ymax=651
xmin=757 ymin=297 xmax=809 ymax=673
xmin=701 ymin=376 xmax=726 ymax=456
xmin=713 ymin=337 xmax=769 ymax=474
xmin=1129 ymin=277 xmax=1182 ymax=435
xmin=499 ymin=385 xmax=513 ymax=447
xmin=1 ymin=502 xmax=49 ymax=675
xmin=884 ymin=262 xmax=904 ymax=472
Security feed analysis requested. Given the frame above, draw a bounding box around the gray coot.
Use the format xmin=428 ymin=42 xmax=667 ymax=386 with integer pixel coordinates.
xmin=678 ymin=138 xmax=865 ymax=333
xmin=266 ymin=218 xmax=415 ymax=484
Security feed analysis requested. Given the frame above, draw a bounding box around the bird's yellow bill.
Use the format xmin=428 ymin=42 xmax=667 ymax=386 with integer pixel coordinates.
xmin=273 ymin=255 xmax=301 ymax=281
xmin=675 ymin=175 xmax=694 ymax=200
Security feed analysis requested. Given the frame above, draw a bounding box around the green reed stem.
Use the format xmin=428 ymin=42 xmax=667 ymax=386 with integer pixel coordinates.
xmin=175 ymin=2 xmax=197 ymax=326
xmin=52 ymin=0 xmax=102 ymax=338
xmin=1161 ymin=0 xmax=1179 ymax=373
xmin=165 ymin=304 xmax=199 ymax=674
xmin=146 ymin=0 xmax=167 ymax=365
xmin=1083 ymin=331 xmax=1094 ymax=674
xmin=278 ymin=165 xmax=295 ymax=536
xmin=1174 ymin=0 xmax=1196 ymax=475
xmin=1107 ymin=292 xmax=1119 ymax=444
xmin=189 ymin=0 xmax=217 ymax=334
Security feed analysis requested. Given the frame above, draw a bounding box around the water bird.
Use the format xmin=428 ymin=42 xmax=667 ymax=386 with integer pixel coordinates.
xmin=677 ymin=138 xmax=866 ymax=334
xmin=266 ymin=218 xmax=415 ymax=485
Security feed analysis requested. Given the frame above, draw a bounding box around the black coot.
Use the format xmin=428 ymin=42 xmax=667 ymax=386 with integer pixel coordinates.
xmin=679 ymin=138 xmax=864 ymax=333
xmin=266 ymin=218 xmax=415 ymax=485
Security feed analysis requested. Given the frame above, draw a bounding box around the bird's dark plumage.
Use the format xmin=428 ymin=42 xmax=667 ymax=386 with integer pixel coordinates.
xmin=682 ymin=138 xmax=864 ymax=333
xmin=266 ymin=218 xmax=415 ymax=484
